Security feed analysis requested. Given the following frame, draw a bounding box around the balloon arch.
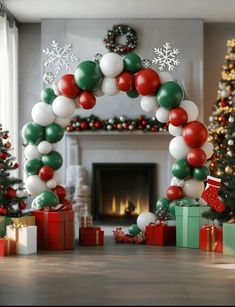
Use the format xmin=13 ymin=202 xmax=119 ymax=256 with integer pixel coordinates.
xmin=22 ymin=52 xmax=213 ymax=215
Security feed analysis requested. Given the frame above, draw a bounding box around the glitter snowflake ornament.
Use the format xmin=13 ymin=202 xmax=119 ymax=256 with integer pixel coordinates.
xmin=43 ymin=40 xmax=78 ymax=75
xmin=141 ymin=59 xmax=152 ymax=68
xmin=43 ymin=72 xmax=55 ymax=84
xmin=93 ymin=53 xmax=103 ymax=64
xmin=152 ymin=42 xmax=180 ymax=71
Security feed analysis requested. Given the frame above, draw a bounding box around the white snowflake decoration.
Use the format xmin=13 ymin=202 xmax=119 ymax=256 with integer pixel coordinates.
xmin=141 ymin=59 xmax=152 ymax=68
xmin=43 ymin=40 xmax=78 ymax=75
xmin=43 ymin=72 xmax=55 ymax=84
xmin=152 ymin=42 xmax=180 ymax=71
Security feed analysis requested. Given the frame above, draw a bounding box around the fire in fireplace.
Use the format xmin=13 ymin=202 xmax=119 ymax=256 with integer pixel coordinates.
xmin=92 ymin=163 xmax=156 ymax=223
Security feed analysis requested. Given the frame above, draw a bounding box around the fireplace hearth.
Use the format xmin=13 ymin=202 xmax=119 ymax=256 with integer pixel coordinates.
xmin=92 ymin=163 xmax=156 ymax=224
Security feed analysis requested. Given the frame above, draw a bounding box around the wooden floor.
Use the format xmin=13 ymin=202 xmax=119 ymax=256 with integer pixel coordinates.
xmin=1 ymin=237 xmax=235 ymax=306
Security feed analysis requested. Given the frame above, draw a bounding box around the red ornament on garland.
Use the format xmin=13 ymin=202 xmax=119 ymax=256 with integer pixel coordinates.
xmin=116 ymin=72 xmax=134 ymax=92
xmin=187 ymin=148 xmax=207 ymax=167
xmin=39 ymin=166 xmax=54 ymax=181
xmin=58 ymin=74 xmax=81 ymax=98
xmin=6 ymin=187 xmax=16 ymax=198
xmin=138 ymin=115 xmax=144 ymax=121
xmin=80 ymin=121 xmax=88 ymax=129
xmin=95 ymin=121 xmax=103 ymax=129
xmin=182 ymin=121 xmax=208 ymax=148
xmin=19 ymin=201 xmax=27 ymax=210
xmin=53 ymin=185 xmax=66 ymax=202
xmin=78 ymin=92 xmax=96 ymax=110
xmin=142 ymin=120 xmax=147 ymax=126
xmin=169 ymin=107 xmax=188 ymax=127
xmin=135 ymin=68 xmax=161 ymax=96
xmin=167 ymin=186 xmax=184 ymax=201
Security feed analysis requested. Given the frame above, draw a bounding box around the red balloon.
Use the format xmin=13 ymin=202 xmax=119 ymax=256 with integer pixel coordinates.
xmin=135 ymin=68 xmax=161 ymax=95
xmin=182 ymin=121 xmax=208 ymax=148
xmin=187 ymin=148 xmax=207 ymax=167
xmin=58 ymin=74 xmax=81 ymax=98
xmin=53 ymin=185 xmax=66 ymax=202
xmin=39 ymin=166 xmax=54 ymax=181
xmin=169 ymin=107 xmax=188 ymax=127
xmin=167 ymin=186 xmax=184 ymax=201
xmin=78 ymin=92 xmax=96 ymax=110
xmin=6 ymin=187 xmax=16 ymax=198
xmin=116 ymin=72 xmax=134 ymax=92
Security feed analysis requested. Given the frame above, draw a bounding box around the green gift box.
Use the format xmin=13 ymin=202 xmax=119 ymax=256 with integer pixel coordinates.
xmin=0 ymin=217 xmax=13 ymax=238
xmin=175 ymin=206 xmax=208 ymax=248
xmin=223 ymin=223 xmax=235 ymax=256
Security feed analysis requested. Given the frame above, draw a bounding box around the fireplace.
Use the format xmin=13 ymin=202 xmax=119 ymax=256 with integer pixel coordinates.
xmin=92 ymin=163 xmax=156 ymax=223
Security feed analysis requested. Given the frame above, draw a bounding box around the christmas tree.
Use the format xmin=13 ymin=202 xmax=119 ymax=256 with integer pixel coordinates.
xmin=206 ymin=39 xmax=235 ymax=222
xmin=0 ymin=124 xmax=27 ymax=216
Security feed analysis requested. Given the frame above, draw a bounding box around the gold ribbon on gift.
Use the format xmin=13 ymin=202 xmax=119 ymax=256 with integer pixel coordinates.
xmin=3 ymin=236 xmax=13 ymax=255
xmin=9 ymin=223 xmax=26 ymax=253
xmin=202 ymin=224 xmax=217 ymax=251
xmin=96 ymin=230 xmax=99 ymax=245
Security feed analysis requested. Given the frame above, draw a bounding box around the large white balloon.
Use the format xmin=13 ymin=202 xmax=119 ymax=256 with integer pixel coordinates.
xmin=140 ymin=96 xmax=158 ymax=113
xmin=54 ymin=116 xmax=71 ymax=128
xmin=155 ymin=107 xmax=169 ymax=123
xmin=183 ymin=179 xmax=205 ymax=198
xmin=99 ymin=52 xmax=124 ymax=77
xmin=31 ymin=102 xmax=56 ymax=127
xmin=201 ymin=141 xmax=214 ymax=159
xmin=25 ymin=175 xmax=47 ymax=196
xmin=159 ymin=72 xmax=173 ymax=84
xmin=38 ymin=140 xmax=53 ymax=155
xmin=101 ymin=77 xmax=120 ymax=96
xmin=24 ymin=144 xmax=41 ymax=160
xmin=168 ymin=124 xmax=183 ymax=136
xmin=169 ymin=136 xmax=191 ymax=159
xmin=180 ymin=100 xmax=198 ymax=122
xmin=52 ymin=96 xmax=76 ymax=118
xmin=137 ymin=212 xmax=156 ymax=232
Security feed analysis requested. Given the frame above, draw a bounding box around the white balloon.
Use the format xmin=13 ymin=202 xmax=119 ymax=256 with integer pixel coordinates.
xmin=53 ymin=171 xmax=61 ymax=184
xmin=99 ymin=52 xmax=124 ymax=77
xmin=169 ymin=136 xmax=191 ymax=159
xmin=24 ymin=144 xmax=41 ymax=160
xmin=94 ymin=88 xmax=104 ymax=97
xmin=170 ymin=177 xmax=185 ymax=187
xmin=159 ymin=72 xmax=173 ymax=84
xmin=155 ymin=107 xmax=169 ymax=123
xmin=140 ymin=96 xmax=158 ymax=113
xmin=38 ymin=141 xmax=53 ymax=155
xmin=168 ymin=124 xmax=183 ymax=136
xmin=31 ymin=102 xmax=56 ymax=127
xmin=137 ymin=212 xmax=156 ymax=232
xmin=180 ymin=100 xmax=199 ymax=122
xmin=46 ymin=179 xmax=57 ymax=189
xmin=101 ymin=77 xmax=120 ymax=96
xmin=201 ymin=141 xmax=214 ymax=159
xmin=25 ymin=175 xmax=47 ymax=196
xmin=54 ymin=116 xmax=71 ymax=128
xmin=183 ymin=179 xmax=205 ymax=198
xmin=52 ymin=96 xmax=76 ymax=118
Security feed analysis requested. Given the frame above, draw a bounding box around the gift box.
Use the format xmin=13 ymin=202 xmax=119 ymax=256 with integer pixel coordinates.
xmin=6 ymin=224 xmax=37 ymax=255
xmin=0 ymin=237 xmax=16 ymax=256
xmin=79 ymin=227 xmax=104 ymax=246
xmin=146 ymin=224 xmax=176 ymax=246
xmin=0 ymin=215 xmax=35 ymax=237
xmin=200 ymin=224 xmax=223 ymax=252
xmin=175 ymin=206 xmax=208 ymax=248
xmin=223 ymin=223 xmax=235 ymax=256
xmin=79 ymin=215 xmax=93 ymax=228
xmin=32 ymin=210 xmax=74 ymax=251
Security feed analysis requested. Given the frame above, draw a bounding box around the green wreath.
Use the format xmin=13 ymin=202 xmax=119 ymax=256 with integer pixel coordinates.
xmin=104 ymin=24 xmax=137 ymax=54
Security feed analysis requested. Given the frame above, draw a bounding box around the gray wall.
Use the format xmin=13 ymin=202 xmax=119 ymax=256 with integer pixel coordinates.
xmin=204 ymin=23 xmax=235 ymax=123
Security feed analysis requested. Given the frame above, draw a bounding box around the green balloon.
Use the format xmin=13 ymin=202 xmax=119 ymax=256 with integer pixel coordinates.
xmin=169 ymin=200 xmax=178 ymax=217
xmin=22 ymin=122 xmax=44 ymax=145
xmin=75 ymin=61 xmax=103 ymax=91
xmin=172 ymin=158 xmax=192 ymax=179
xmin=193 ymin=166 xmax=210 ymax=181
xmin=35 ymin=190 xmax=59 ymax=209
xmin=42 ymin=150 xmax=63 ymax=170
xmin=156 ymin=197 xmax=170 ymax=211
xmin=156 ymin=81 xmax=184 ymax=109
xmin=25 ymin=159 xmax=43 ymax=175
xmin=45 ymin=123 xmax=64 ymax=143
xmin=127 ymin=88 xmax=139 ymax=98
xmin=40 ymin=88 xmax=56 ymax=104
xmin=123 ymin=53 xmax=142 ymax=73
xmin=128 ymin=224 xmax=141 ymax=237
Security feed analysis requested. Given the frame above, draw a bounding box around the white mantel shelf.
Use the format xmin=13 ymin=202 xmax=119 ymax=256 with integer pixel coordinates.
xmin=65 ymin=131 xmax=171 ymax=136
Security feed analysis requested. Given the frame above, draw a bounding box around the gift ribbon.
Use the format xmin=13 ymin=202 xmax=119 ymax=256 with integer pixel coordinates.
xmin=96 ymin=230 xmax=99 ymax=245
xmin=3 ymin=237 xmax=13 ymax=255
xmin=9 ymin=223 xmax=26 ymax=253
xmin=202 ymin=224 xmax=217 ymax=251
xmin=183 ymin=207 xmax=188 ymax=246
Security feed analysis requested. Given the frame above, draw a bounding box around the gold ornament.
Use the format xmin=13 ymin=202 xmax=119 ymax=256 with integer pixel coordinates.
xmin=216 ymin=170 xmax=222 ymax=176
xmin=4 ymin=141 xmax=11 ymax=149
xmin=225 ymin=165 xmax=234 ymax=175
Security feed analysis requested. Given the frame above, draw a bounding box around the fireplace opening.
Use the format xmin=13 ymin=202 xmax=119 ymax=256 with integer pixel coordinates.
xmin=92 ymin=163 xmax=156 ymax=224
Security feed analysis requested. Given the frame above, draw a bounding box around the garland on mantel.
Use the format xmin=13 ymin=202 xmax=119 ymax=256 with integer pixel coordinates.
xmin=66 ymin=115 xmax=168 ymax=133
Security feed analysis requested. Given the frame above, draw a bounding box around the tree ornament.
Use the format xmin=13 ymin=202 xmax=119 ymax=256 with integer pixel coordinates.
xmin=58 ymin=74 xmax=81 ymax=98
xmin=228 ymin=139 xmax=234 ymax=146
xmin=6 ymin=187 xmax=16 ymax=198
xmin=225 ymin=165 xmax=234 ymax=174
xmin=19 ymin=201 xmax=27 ymax=210
xmin=2 ymin=133 xmax=8 ymax=139
xmin=4 ymin=141 xmax=11 ymax=149
xmin=14 ymin=162 xmax=19 ymax=169
xmin=135 ymin=68 xmax=161 ymax=96
xmin=157 ymin=81 xmax=184 ymax=109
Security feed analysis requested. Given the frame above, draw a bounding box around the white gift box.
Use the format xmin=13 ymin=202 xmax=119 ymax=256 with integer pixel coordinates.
xmin=6 ymin=225 xmax=37 ymax=255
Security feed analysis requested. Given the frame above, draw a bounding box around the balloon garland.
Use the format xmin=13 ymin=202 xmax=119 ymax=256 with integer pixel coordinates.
xmin=103 ymin=24 xmax=137 ymax=54
xmin=22 ymin=51 xmax=214 ymax=213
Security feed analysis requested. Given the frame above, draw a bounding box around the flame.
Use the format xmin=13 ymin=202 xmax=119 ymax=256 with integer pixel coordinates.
xmin=112 ymin=196 xmax=116 ymax=214
xmin=136 ymin=198 xmax=141 ymax=214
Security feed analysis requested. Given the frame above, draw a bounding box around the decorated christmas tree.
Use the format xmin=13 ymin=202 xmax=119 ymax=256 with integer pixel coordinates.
xmin=0 ymin=124 xmax=27 ymax=216
xmin=206 ymin=39 xmax=235 ymax=222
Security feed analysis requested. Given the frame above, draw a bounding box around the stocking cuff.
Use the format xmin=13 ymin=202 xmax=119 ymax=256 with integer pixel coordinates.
xmin=207 ymin=176 xmax=221 ymax=187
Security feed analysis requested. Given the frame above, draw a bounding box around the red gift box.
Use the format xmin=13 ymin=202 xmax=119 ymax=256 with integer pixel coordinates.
xmin=200 ymin=224 xmax=223 ymax=252
xmin=146 ymin=224 xmax=176 ymax=246
xmin=32 ymin=210 xmax=74 ymax=251
xmin=0 ymin=237 xmax=16 ymax=256
xmin=79 ymin=227 xmax=104 ymax=246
